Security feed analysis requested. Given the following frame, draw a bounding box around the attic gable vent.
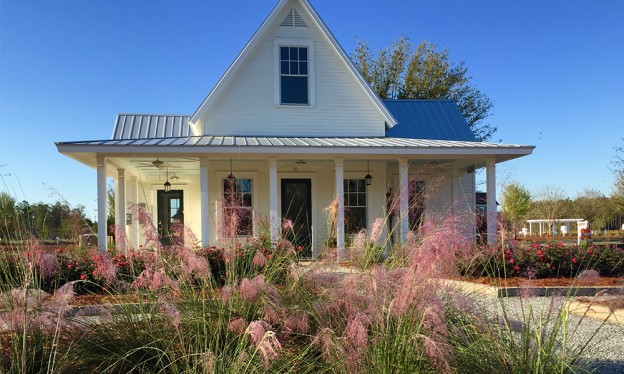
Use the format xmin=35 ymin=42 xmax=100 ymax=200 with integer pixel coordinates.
xmin=280 ymin=8 xmax=307 ymax=27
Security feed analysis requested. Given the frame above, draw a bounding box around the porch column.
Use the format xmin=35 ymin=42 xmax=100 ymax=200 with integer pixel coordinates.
xmin=200 ymin=157 xmax=211 ymax=248
xmin=127 ymin=175 xmax=139 ymax=251
xmin=486 ymin=158 xmax=497 ymax=245
xmin=96 ymin=155 xmax=107 ymax=252
xmin=335 ymin=158 xmax=345 ymax=258
xmin=269 ymin=158 xmax=279 ymax=244
xmin=451 ymin=169 xmax=461 ymax=215
xmin=115 ymin=168 xmax=126 ymax=252
xmin=399 ymin=158 xmax=409 ymax=244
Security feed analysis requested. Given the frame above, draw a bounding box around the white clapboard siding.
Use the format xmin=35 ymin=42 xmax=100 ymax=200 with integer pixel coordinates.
xmin=199 ymin=2 xmax=386 ymax=137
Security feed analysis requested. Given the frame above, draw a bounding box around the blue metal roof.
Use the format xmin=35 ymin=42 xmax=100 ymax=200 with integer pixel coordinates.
xmin=383 ymin=100 xmax=476 ymax=142
xmin=112 ymin=114 xmax=192 ymax=140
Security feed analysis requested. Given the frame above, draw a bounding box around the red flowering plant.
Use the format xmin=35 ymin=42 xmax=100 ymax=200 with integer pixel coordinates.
xmin=462 ymin=240 xmax=624 ymax=279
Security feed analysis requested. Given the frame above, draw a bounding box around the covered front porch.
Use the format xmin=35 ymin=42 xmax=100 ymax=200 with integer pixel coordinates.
xmin=57 ymin=136 xmax=533 ymax=256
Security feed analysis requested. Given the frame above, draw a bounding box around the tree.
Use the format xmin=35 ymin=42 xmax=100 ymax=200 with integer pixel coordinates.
xmin=501 ymin=181 xmax=532 ymax=239
xmin=352 ymin=36 xmax=496 ymax=141
xmin=612 ymin=139 xmax=624 ymax=218
xmin=573 ymin=188 xmax=611 ymax=230
xmin=530 ymin=186 xmax=568 ymax=235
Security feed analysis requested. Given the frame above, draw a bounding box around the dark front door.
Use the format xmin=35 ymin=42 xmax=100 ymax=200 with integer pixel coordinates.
xmin=157 ymin=190 xmax=184 ymax=245
xmin=281 ymin=179 xmax=312 ymax=257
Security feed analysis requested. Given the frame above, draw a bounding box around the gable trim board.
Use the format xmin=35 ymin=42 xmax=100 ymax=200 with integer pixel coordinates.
xmin=190 ymin=0 xmax=397 ymax=128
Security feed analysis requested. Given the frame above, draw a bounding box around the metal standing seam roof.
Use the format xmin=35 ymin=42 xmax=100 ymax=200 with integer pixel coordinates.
xmin=112 ymin=114 xmax=192 ymax=140
xmin=383 ymin=100 xmax=477 ymax=142
xmin=57 ymin=135 xmax=530 ymax=149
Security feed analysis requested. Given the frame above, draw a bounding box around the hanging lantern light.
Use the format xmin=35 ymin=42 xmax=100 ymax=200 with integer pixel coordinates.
xmin=227 ymin=159 xmax=236 ymax=186
xmin=364 ymin=159 xmax=373 ymax=186
xmin=164 ymin=167 xmax=172 ymax=192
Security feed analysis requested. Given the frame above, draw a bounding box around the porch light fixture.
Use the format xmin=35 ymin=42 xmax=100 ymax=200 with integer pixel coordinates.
xmin=227 ymin=159 xmax=236 ymax=184
xmin=163 ymin=167 xmax=172 ymax=192
xmin=364 ymin=160 xmax=373 ymax=186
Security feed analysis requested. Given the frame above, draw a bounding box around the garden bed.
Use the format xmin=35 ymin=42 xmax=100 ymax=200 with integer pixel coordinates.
xmin=461 ymin=276 xmax=624 ymax=288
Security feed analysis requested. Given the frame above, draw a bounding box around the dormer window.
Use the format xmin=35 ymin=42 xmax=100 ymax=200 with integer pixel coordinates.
xmin=274 ymin=38 xmax=315 ymax=107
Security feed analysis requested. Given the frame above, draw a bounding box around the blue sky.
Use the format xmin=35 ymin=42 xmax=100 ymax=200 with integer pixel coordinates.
xmin=1 ymin=0 xmax=623 ymax=219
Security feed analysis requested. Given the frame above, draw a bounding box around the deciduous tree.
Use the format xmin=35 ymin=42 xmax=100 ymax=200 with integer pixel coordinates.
xmin=352 ymin=36 xmax=496 ymax=141
xmin=501 ymin=181 xmax=532 ymax=239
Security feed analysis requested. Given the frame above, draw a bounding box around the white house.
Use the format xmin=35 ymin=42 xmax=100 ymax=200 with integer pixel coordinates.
xmin=56 ymin=0 xmax=534 ymax=257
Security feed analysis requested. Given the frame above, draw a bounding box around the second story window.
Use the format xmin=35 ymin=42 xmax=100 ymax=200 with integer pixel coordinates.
xmin=274 ymin=39 xmax=315 ymax=106
xmin=280 ymin=46 xmax=308 ymax=105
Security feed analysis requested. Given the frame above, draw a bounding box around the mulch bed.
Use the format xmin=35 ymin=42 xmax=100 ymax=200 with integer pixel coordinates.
xmin=459 ymin=276 xmax=624 ymax=288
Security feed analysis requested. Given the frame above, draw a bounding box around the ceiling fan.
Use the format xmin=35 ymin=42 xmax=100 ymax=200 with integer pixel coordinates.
xmin=284 ymin=160 xmax=323 ymax=172
xmin=135 ymin=158 xmax=196 ymax=169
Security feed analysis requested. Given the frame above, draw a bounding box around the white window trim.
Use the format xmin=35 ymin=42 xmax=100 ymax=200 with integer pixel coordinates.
xmin=274 ymin=38 xmax=315 ymax=107
xmin=343 ymin=175 xmax=369 ymax=235
xmin=216 ymin=171 xmax=259 ymax=239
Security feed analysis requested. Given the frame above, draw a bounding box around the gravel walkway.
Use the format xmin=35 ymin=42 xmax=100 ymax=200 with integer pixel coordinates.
xmin=470 ymin=294 xmax=624 ymax=373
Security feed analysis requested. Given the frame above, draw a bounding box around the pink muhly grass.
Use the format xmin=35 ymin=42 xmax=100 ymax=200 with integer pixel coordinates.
xmin=421 ymin=335 xmax=451 ymax=374
xmin=54 ymin=282 xmax=76 ymax=306
xmin=91 ymin=251 xmax=117 ymax=284
xmin=220 ymin=285 xmax=234 ymax=302
xmin=282 ymin=219 xmax=294 ymax=232
xmin=369 ymin=217 xmax=384 ymax=244
xmin=129 ymin=203 xmax=163 ymax=253
xmin=390 ymin=267 xmax=436 ymax=318
xmin=346 ymin=312 xmax=369 ymax=350
xmin=228 ymin=317 xmax=247 ymax=335
xmin=312 ymin=327 xmax=339 ymax=363
xmin=239 ymin=278 xmax=260 ymax=302
xmin=409 ymin=213 xmax=472 ymax=278
xmin=177 ymin=248 xmax=211 ymax=281
xmin=252 ymin=251 xmax=267 ymax=268
xmin=113 ymin=224 xmax=129 ymax=251
xmin=132 ymin=268 xmax=180 ymax=298
xmin=246 ymin=320 xmax=283 ymax=367
xmin=350 ymin=230 xmax=368 ymax=262
xmin=262 ymin=305 xmax=284 ymax=325
xmin=275 ymin=238 xmax=295 ymax=255
xmin=284 ymin=312 xmax=309 ymax=334
xmin=239 ymin=275 xmax=281 ymax=305
xmin=287 ymin=261 xmax=300 ymax=282
xmin=37 ymin=252 xmax=60 ymax=279
xmin=157 ymin=299 xmax=181 ymax=330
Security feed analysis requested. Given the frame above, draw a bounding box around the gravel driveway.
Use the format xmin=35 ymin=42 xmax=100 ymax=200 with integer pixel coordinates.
xmin=471 ymin=294 xmax=624 ymax=373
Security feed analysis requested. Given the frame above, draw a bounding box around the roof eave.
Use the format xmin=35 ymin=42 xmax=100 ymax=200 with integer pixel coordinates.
xmin=56 ymin=142 xmax=534 ymax=162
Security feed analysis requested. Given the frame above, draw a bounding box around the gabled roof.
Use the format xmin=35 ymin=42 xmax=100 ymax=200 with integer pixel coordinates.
xmin=384 ymin=100 xmax=476 ymax=142
xmin=190 ymin=0 xmax=397 ymax=128
xmin=112 ymin=114 xmax=192 ymax=140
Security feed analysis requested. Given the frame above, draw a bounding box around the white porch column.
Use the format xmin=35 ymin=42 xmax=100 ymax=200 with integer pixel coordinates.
xmin=451 ymin=169 xmax=461 ymax=215
xmin=486 ymin=158 xmax=497 ymax=245
xmin=335 ymin=158 xmax=345 ymax=258
xmin=200 ymin=157 xmax=211 ymax=248
xmin=96 ymin=155 xmax=107 ymax=252
xmin=399 ymin=158 xmax=409 ymax=244
xmin=269 ymin=158 xmax=279 ymax=244
xmin=115 ymin=168 xmax=126 ymax=252
xmin=127 ymin=175 xmax=139 ymax=251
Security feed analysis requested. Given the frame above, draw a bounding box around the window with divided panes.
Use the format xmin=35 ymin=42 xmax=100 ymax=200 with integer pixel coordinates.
xmin=344 ymin=179 xmax=367 ymax=234
xmin=223 ymin=178 xmax=253 ymax=236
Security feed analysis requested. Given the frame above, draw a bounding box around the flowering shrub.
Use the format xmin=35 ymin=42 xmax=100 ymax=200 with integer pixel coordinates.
xmin=462 ymin=241 xmax=624 ymax=278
